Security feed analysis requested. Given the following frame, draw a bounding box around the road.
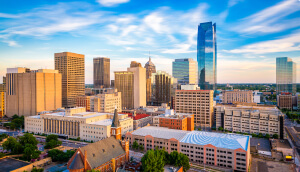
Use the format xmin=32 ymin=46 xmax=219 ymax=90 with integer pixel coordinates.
xmin=34 ymin=135 xmax=89 ymax=149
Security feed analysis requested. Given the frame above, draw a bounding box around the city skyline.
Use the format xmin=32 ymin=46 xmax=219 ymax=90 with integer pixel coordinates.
xmin=0 ymin=0 xmax=300 ymax=84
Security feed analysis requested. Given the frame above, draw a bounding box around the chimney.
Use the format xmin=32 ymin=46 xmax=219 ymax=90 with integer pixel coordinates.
xmin=84 ymin=150 xmax=87 ymax=170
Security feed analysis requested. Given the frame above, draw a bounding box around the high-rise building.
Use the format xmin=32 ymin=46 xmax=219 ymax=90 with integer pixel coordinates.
xmin=175 ymin=90 xmax=214 ymax=128
xmin=152 ymin=71 xmax=176 ymax=106
xmin=144 ymin=57 xmax=156 ymax=104
xmin=0 ymin=76 xmax=6 ymax=92
xmin=172 ymin=58 xmax=198 ymax=85
xmin=115 ymin=62 xmax=146 ymax=109
xmin=197 ymin=22 xmax=217 ymax=90
xmin=93 ymin=57 xmax=110 ymax=88
xmin=55 ymin=52 xmax=85 ymax=108
xmin=6 ymin=68 xmax=62 ymax=117
xmin=115 ymin=71 xmax=134 ymax=109
xmin=0 ymin=92 xmax=5 ymax=118
xmin=127 ymin=61 xmax=146 ymax=108
xmin=276 ymin=57 xmax=296 ymax=95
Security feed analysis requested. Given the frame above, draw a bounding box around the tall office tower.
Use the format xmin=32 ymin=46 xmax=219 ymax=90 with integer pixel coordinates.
xmin=93 ymin=57 xmax=110 ymax=88
xmin=172 ymin=58 xmax=198 ymax=85
xmin=175 ymin=90 xmax=214 ymax=128
xmin=55 ymin=52 xmax=85 ymax=108
xmin=276 ymin=57 xmax=296 ymax=95
xmin=152 ymin=71 xmax=176 ymax=106
xmin=6 ymin=68 xmax=62 ymax=117
xmin=115 ymin=61 xmax=146 ymax=109
xmin=197 ymin=22 xmax=217 ymax=90
xmin=127 ymin=61 xmax=146 ymax=108
xmin=144 ymin=57 xmax=156 ymax=104
xmin=115 ymin=71 xmax=134 ymax=109
xmin=0 ymin=92 xmax=5 ymax=118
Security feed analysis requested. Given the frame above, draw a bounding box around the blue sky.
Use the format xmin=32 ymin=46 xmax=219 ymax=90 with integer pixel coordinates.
xmin=0 ymin=0 xmax=300 ymax=84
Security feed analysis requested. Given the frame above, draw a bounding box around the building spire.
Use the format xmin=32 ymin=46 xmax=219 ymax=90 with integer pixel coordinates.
xmin=111 ymin=107 xmax=120 ymax=128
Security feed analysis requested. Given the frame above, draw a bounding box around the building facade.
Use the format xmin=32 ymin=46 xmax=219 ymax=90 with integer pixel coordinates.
xmin=6 ymin=68 xmax=62 ymax=117
xmin=151 ymin=71 xmax=176 ymax=106
xmin=172 ymin=58 xmax=198 ymax=85
xmin=93 ymin=57 xmax=110 ymax=88
xmin=174 ymin=90 xmax=214 ymax=128
xmin=55 ymin=52 xmax=85 ymax=108
xmin=277 ymin=93 xmax=297 ymax=110
xmin=114 ymin=71 xmax=134 ymax=109
xmin=126 ymin=126 xmax=250 ymax=172
xmin=222 ymin=90 xmax=253 ymax=104
xmin=127 ymin=112 xmax=152 ymax=130
xmin=152 ymin=110 xmax=194 ymax=131
xmin=67 ymin=137 xmax=129 ymax=172
xmin=115 ymin=61 xmax=146 ymax=109
xmin=276 ymin=57 xmax=296 ymax=95
xmin=25 ymin=107 xmax=133 ymax=142
xmin=0 ymin=92 xmax=5 ymax=117
xmin=197 ymin=22 xmax=217 ymax=90
xmin=144 ymin=57 xmax=156 ymax=104
xmin=215 ymin=105 xmax=285 ymax=139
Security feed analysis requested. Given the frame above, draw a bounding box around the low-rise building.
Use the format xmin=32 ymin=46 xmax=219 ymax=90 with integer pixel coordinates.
xmin=222 ymin=90 xmax=253 ymax=104
xmin=152 ymin=109 xmax=194 ymax=131
xmin=122 ymin=104 xmax=170 ymax=117
xmin=277 ymin=93 xmax=297 ymax=110
xmin=25 ymin=107 xmax=133 ymax=142
xmin=215 ymin=105 xmax=284 ymax=139
xmin=67 ymin=137 xmax=129 ymax=172
xmin=126 ymin=126 xmax=250 ymax=171
xmin=127 ymin=112 xmax=152 ymax=130
xmin=76 ymin=89 xmax=122 ymax=113
xmin=250 ymin=138 xmax=271 ymax=156
xmin=270 ymin=139 xmax=293 ymax=158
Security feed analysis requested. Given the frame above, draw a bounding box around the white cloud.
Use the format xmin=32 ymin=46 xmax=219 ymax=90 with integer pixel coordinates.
xmin=228 ymin=0 xmax=244 ymax=7
xmin=96 ymin=0 xmax=129 ymax=7
xmin=0 ymin=13 xmax=20 ymax=18
xmin=2 ymin=40 xmax=19 ymax=47
xmin=224 ymin=30 xmax=300 ymax=54
xmin=162 ymin=44 xmax=196 ymax=54
xmin=234 ymin=0 xmax=300 ymax=34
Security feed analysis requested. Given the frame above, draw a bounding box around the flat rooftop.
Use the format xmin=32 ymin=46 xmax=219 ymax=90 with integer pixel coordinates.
xmin=270 ymin=139 xmax=292 ymax=149
xmin=250 ymin=138 xmax=271 ymax=152
xmin=180 ymin=131 xmax=250 ymax=151
xmin=0 ymin=158 xmax=30 ymax=172
xmin=89 ymin=119 xmax=113 ymax=126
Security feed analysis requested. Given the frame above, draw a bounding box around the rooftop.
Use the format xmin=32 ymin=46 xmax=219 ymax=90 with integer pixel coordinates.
xmin=89 ymin=119 xmax=113 ymax=126
xmin=0 ymin=158 xmax=30 ymax=172
xmin=127 ymin=113 xmax=151 ymax=120
xmin=131 ymin=126 xmax=189 ymax=141
xmin=250 ymin=138 xmax=271 ymax=152
xmin=270 ymin=139 xmax=292 ymax=149
xmin=180 ymin=131 xmax=250 ymax=151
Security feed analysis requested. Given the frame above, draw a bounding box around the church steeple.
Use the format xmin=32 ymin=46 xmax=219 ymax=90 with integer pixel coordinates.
xmin=111 ymin=108 xmax=120 ymax=128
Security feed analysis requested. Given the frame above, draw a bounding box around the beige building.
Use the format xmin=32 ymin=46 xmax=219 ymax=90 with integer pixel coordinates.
xmin=0 ymin=92 xmax=5 ymax=117
xmin=25 ymin=107 xmax=133 ymax=142
xmin=126 ymin=126 xmax=251 ymax=172
xmin=215 ymin=105 xmax=285 ymax=139
xmin=144 ymin=57 xmax=156 ymax=104
xmin=222 ymin=90 xmax=253 ymax=104
xmin=93 ymin=57 xmax=110 ymax=88
xmin=277 ymin=94 xmax=297 ymax=110
xmin=115 ymin=61 xmax=146 ymax=109
xmin=114 ymin=71 xmax=134 ymax=109
xmin=174 ymin=90 xmax=214 ymax=128
xmin=55 ymin=52 xmax=85 ymax=108
xmin=6 ymin=68 xmax=62 ymax=117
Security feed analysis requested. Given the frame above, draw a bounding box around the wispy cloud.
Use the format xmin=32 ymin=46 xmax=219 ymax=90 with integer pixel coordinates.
xmin=96 ymin=0 xmax=130 ymax=7
xmin=224 ymin=30 xmax=300 ymax=54
xmin=234 ymin=0 xmax=300 ymax=34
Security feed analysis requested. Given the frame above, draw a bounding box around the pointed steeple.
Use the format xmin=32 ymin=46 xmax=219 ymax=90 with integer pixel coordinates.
xmin=111 ymin=107 xmax=120 ymax=128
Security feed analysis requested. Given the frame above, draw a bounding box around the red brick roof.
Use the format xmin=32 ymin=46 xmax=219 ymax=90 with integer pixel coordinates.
xmin=127 ymin=113 xmax=150 ymax=120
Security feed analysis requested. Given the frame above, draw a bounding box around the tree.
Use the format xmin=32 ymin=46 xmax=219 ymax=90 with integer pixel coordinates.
xmin=47 ymin=149 xmax=75 ymax=162
xmin=141 ymin=150 xmax=164 ymax=172
xmin=139 ymin=144 xmax=144 ymax=151
xmin=23 ymin=144 xmax=41 ymax=161
xmin=2 ymin=137 xmax=18 ymax=152
xmin=258 ymin=133 xmax=263 ymax=138
xmin=273 ymin=134 xmax=279 ymax=139
xmin=31 ymin=168 xmax=44 ymax=172
xmin=87 ymin=170 xmax=101 ymax=172
xmin=46 ymin=134 xmax=58 ymax=142
xmin=265 ymin=134 xmax=270 ymax=139
xmin=19 ymin=133 xmax=38 ymax=147
xmin=218 ymin=127 xmax=223 ymax=131
xmin=132 ymin=141 xmax=139 ymax=149
xmin=12 ymin=114 xmax=19 ymax=120
xmin=176 ymin=153 xmax=190 ymax=172
xmin=0 ymin=152 xmax=5 ymax=158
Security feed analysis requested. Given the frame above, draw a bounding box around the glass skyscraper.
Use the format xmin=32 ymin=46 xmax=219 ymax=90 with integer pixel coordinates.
xmin=172 ymin=58 xmax=198 ymax=85
xmin=276 ymin=57 xmax=296 ymax=95
xmin=197 ymin=22 xmax=217 ymax=90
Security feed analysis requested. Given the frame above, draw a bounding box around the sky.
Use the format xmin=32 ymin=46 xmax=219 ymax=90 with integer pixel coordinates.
xmin=0 ymin=0 xmax=300 ymax=84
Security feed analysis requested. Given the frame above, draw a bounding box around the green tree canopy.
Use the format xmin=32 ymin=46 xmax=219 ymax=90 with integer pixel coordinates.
xmin=19 ymin=133 xmax=38 ymax=147
xmin=2 ymin=137 xmax=18 ymax=152
xmin=48 ymin=149 xmax=75 ymax=162
xmin=23 ymin=144 xmax=41 ymax=161
xmin=141 ymin=149 xmax=164 ymax=172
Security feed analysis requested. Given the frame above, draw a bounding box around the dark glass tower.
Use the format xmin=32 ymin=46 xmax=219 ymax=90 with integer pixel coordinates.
xmin=276 ymin=57 xmax=296 ymax=95
xmin=197 ymin=22 xmax=217 ymax=90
